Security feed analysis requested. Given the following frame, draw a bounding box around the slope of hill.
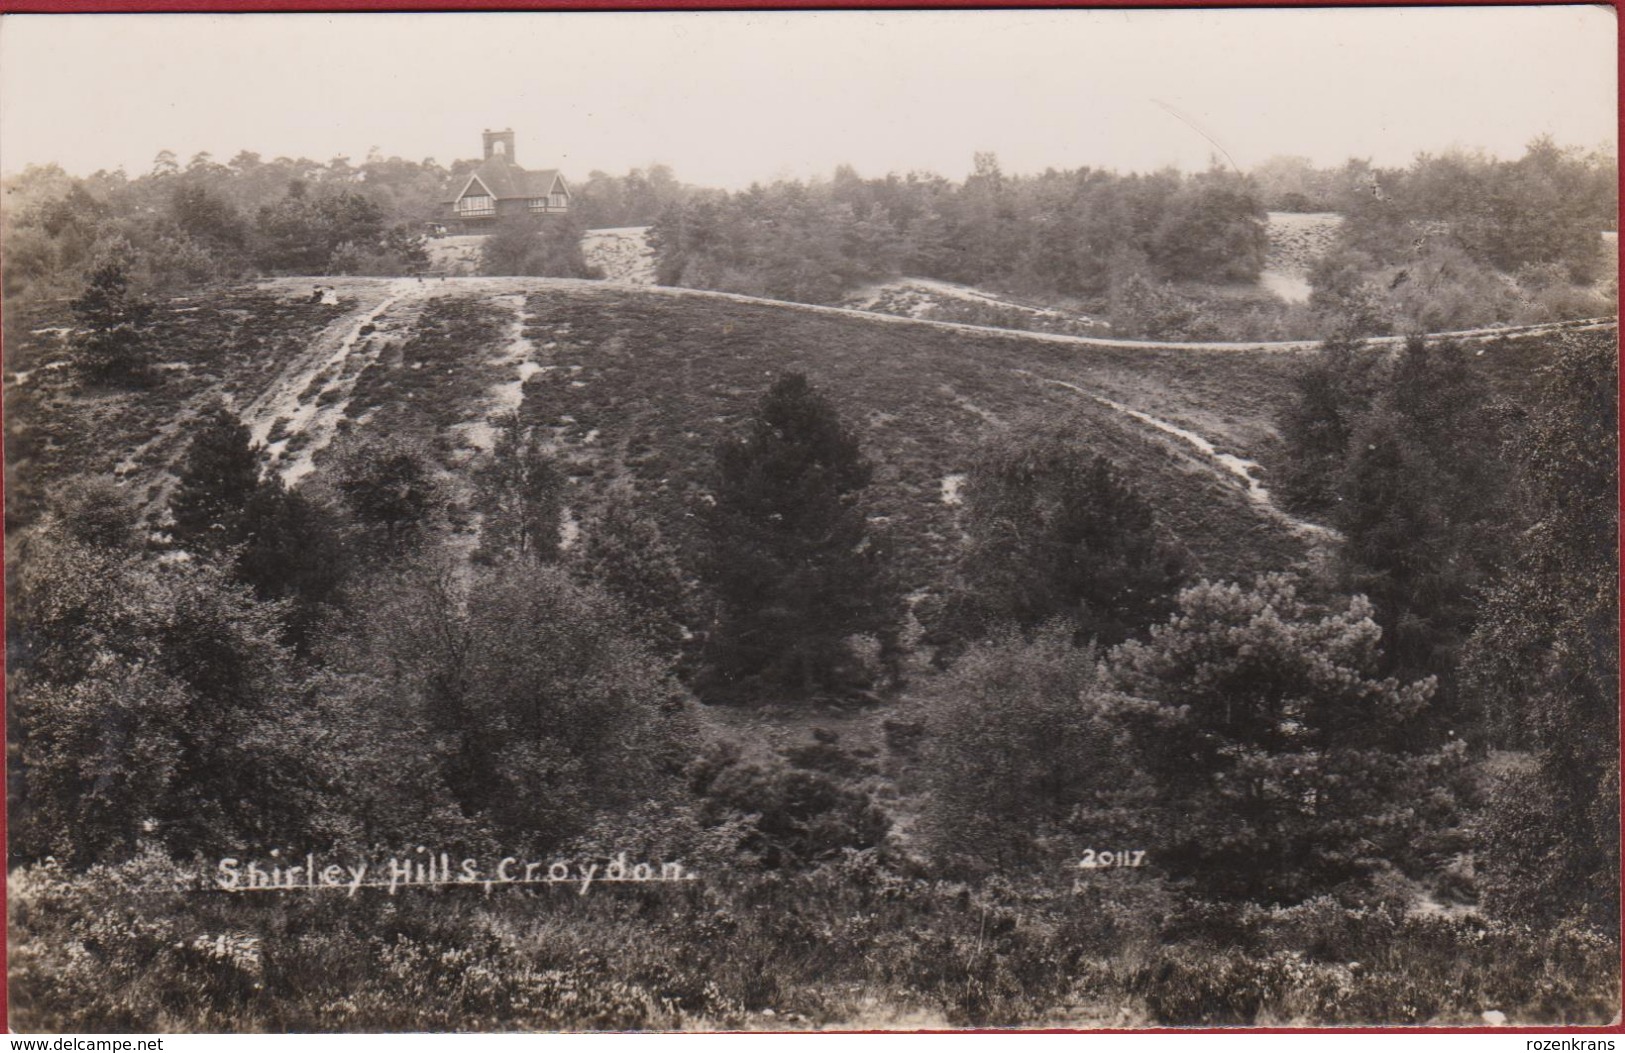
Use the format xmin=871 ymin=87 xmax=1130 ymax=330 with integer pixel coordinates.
xmin=581 ymin=226 xmax=658 ymax=284
xmin=503 ymin=281 xmax=1327 ymax=589
xmin=1260 ymin=211 xmax=1342 ymax=303
xmin=9 ymin=276 xmax=1608 ymax=591
xmin=7 ymin=273 xmax=1618 ymax=1032
xmin=3 ymin=290 xmax=352 ymax=531
xmin=840 ymin=277 xmax=1110 ymax=336
xmin=424 ymin=234 xmax=487 ymax=275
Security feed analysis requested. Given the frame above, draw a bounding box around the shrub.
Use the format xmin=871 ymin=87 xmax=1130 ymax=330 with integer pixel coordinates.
xmin=323 ymin=431 xmax=444 ymax=559
xmin=569 ymin=489 xmax=696 ymax=665
xmin=480 ymin=212 xmax=600 ymax=278
xmin=922 ymin=624 xmax=1156 ymax=870
xmin=690 ymin=741 xmax=889 ymax=869
xmin=9 ymin=525 xmax=324 ymax=864
xmin=323 ymin=559 xmax=698 ymax=852
xmin=952 ymin=429 xmax=1187 ymax=646
xmin=1463 ymin=331 xmax=1618 ymax=933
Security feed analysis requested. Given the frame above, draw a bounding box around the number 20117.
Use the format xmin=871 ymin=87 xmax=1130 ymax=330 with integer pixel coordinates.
xmin=1078 ymin=849 xmax=1146 ymax=869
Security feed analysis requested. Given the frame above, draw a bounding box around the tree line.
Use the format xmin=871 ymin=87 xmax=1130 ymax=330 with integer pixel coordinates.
xmin=3 ymin=152 xmax=442 ymax=299
xmin=1298 ymin=139 xmax=1617 ymax=334
xmin=0 ymin=152 xmax=689 ymax=301
xmin=651 ymin=155 xmax=1267 ymax=308
xmin=6 ymin=138 xmax=1612 ymax=342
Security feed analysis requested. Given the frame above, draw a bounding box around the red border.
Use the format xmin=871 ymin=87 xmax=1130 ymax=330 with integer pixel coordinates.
xmin=0 ymin=0 xmax=1604 ymax=9
xmin=0 ymin=0 xmax=1619 ymax=1039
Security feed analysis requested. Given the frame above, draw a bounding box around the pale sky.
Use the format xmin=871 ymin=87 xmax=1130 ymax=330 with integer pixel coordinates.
xmin=0 ymin=7 xmax=1615 ymax=188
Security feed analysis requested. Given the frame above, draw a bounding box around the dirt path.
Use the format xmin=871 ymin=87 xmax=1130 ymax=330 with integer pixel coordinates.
xmin=1259 ymin=212 xmax=1343 ymax=305
xmin=253 ymin=275 xmax=1616 ymax=359
xmin=241 ymin=278 xmax=423 ymax=484
xmin=449 ymin=292 xmax=554 ymax=453
xmin=237 ymin=279 xmax=565 ymax=485
xmin=1016 ymin=369 xmax=1341 ymax=546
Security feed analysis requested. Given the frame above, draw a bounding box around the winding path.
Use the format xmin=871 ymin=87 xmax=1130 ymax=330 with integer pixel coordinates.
xmin=1015 ymin=369 xmax=1342 ymax=546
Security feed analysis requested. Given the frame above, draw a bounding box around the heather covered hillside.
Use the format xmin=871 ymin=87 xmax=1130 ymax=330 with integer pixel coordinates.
xmin=5 ymin=277 xmax=1319 ymax=594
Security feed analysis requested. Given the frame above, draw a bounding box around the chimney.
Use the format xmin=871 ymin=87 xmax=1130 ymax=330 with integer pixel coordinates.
xmin=483 ymin=128 xmax=516 ymax=163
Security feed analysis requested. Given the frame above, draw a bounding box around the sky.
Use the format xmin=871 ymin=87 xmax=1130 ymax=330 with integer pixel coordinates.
xmin=0 ymin=6 xmax=1615 ymax=188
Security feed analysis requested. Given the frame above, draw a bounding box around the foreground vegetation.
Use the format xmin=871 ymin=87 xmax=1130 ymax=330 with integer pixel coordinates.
xmin=12 ymin=848 xmax=1618 ymax=1031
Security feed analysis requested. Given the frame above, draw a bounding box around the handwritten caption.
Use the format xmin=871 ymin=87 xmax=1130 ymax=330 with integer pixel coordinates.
xmin=215 ymin=848 xmax=697 ymax=896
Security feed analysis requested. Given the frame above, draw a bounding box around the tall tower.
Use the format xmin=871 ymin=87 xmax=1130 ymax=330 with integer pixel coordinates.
xmin=483 ymin=128 xmax=516 ymax=163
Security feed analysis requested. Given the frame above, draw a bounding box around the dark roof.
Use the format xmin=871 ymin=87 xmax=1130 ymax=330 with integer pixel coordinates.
xmin=445 ymin=157 xmax=567 ymax=203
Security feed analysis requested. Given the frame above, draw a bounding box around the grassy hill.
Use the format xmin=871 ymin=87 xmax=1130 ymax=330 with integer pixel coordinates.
xmin=506 ymin=283 xmax=1328 ymax=589
xmin=10 ymin=276 xmax=1604 ymax=595
xmin=5 ymin=277 xmax=1338 ymax=590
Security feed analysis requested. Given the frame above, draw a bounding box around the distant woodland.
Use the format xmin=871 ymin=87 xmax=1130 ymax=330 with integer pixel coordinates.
xmin=3 ymin=138 xmax=1615 ymax=340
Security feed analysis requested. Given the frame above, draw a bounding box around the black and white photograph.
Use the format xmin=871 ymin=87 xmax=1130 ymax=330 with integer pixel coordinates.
xmin=1 ymin=5 xmax=1618 ymax=1033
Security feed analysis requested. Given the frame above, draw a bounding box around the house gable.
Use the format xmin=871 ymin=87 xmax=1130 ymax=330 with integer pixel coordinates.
xmin=453 ymin=173 xmax=497 ymax=202
xmin=445 ymin=133 xmax=570 ymax=227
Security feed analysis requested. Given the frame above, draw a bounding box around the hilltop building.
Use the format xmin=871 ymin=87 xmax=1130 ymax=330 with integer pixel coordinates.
xmin=445 ymin=129 xmax=571 ymax=232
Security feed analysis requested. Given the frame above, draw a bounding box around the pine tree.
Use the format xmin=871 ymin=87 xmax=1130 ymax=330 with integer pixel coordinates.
xmin=956 ymin=428 xmax=1187 ymax=647
xmin=71 ymin=259 xmax=154 ymax=386
xmin=1275 ymin=336 xmax=1381 ymax=515
xmin=1108 ymin=575 xmax=1463 ymax=903
xmin=1333 ymin=338 xmax=1511 ymax=716
xmin=704 ymin=372 xmax=897 ymax=699
xmin=168 ymin=405 xmax=263 ymax=554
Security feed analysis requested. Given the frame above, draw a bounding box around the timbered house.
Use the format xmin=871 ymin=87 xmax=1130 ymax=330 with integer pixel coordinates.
xmin=445 ymin=129 xmax=571 ymax=231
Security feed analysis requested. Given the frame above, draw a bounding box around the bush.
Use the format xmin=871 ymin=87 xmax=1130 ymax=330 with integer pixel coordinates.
xmin=690 ymin=740 xmax=890 ymax=869
xmin=323 ymin=431 xmax=444 ymax=559
xmin=952 ymin=430 xmax=1187 ymax=646
xmin=922 ymin=624 xmax=1156 ymax=869
xmin=9 ymin=524 xmax=324 ymax=864
xmin=480 ymin=212 xmax=600 ymax=278
xmin=322 ymin=559 xmax=697 ymax=852
xmin=1463 ymin=331 xmax=1618 ymax=933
